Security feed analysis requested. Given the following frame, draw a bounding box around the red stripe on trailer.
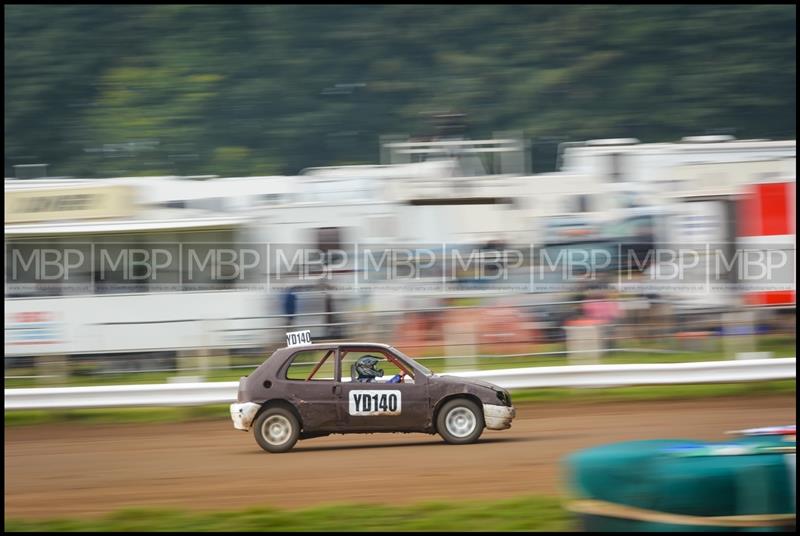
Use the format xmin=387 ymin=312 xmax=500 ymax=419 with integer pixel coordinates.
xmin=758 ymin=182 xmax=790 ymax=236
xmin=763 ymin=291 xmax=795 ymax=305
xmin=745 ymin=291 xmax=795 ymax=306
xmin=789 ymin=181 xmax=796 ymax=235
xmin=741 ymin=180 xmax=795 ymax=307
xmin=738 ymin=188 xmax=762 ymax=237
xmin=744 ymin=293 xmax=764 ymax=306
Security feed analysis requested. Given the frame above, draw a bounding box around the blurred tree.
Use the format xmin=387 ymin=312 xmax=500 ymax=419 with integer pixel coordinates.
xmin=4 ymin=5 xmax=796 ymax=177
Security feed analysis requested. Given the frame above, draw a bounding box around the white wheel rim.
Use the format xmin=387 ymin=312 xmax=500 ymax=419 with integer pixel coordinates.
xmin=262 ymin=415 xmax=292 ymax=445
xmin=445 ymin=407 xmax=477 ymax=438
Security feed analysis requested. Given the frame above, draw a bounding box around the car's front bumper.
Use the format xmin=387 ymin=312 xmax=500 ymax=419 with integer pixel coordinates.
xmin=483 ymin=404 xmax=516 ymax=430
xmin=230 ymin=402 xmax=261 ymax=431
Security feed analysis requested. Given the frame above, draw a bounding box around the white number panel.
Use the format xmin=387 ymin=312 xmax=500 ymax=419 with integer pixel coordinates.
xmin=348 ymin=390 xmax=401 ymax=416
xmin=285 ymin=330 xmax=312 ymax=348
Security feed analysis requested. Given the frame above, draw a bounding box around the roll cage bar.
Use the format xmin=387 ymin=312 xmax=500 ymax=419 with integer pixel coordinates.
xmin=303 ymin=346 xmax=414 ymax=381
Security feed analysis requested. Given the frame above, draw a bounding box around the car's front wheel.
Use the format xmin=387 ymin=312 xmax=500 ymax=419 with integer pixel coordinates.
xmin=437 ymin=398 xmax=484 ymax=444
xmin=253 ymin=406 xmax=300 ymax=453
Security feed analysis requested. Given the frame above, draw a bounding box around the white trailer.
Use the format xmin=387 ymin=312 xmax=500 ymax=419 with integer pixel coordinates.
xmin=5 ymin=136 xmax=795 ymax=360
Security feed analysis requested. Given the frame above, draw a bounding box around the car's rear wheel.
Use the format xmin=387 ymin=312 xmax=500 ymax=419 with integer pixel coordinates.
xmin=253 ymin=407 xmax=300 ymax=453
xmin=437 ymin=398 xmax=484 ymax=444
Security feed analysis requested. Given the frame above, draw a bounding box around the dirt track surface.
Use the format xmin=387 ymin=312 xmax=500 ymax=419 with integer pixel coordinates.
xmin=5 ymin=395 xmax=796 ymax=519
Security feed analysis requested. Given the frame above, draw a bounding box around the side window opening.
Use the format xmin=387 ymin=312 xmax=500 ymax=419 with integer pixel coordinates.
xmin=285 ymin=349 xmax=336 ymax=381
xmin=340 ymin=349 xmax=414 ymax=384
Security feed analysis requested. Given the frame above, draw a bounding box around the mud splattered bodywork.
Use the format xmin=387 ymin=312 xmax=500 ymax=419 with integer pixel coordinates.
xmin=230 ymin=342 xmax=515 ymax=436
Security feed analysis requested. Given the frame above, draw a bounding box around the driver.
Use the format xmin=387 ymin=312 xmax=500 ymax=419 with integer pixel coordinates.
xmin=352 ymin=355 xmax=384 ymax=383
xmin=352 ymin=355 xmax=406 ymax=383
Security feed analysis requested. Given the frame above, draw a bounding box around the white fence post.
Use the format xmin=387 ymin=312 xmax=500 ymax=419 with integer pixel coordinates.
xmin=564 ymin=322 xmax=602 ymax=365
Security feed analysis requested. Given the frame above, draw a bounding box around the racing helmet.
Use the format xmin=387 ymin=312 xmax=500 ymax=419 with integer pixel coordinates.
xmin=352 ymin=355 xmax=384 ymax=382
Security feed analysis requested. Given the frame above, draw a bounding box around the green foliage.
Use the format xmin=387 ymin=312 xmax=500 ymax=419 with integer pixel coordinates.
xmin=5 ymin=5 xmax=796 ymax=177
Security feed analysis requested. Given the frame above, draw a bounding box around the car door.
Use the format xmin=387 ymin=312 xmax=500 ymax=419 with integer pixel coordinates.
xmin=336 ymin=347 xmax=430 ymax=432
xmin=279 ymin=347 xmax=340 ymax=432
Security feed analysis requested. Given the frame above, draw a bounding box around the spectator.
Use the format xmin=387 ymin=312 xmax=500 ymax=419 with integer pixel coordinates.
xmin=283 ymin=286 xmax=298 ymax=327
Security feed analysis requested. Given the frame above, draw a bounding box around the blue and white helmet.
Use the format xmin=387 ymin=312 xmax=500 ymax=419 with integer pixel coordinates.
xmin=352 ymin=355 xmax=384 ymax=382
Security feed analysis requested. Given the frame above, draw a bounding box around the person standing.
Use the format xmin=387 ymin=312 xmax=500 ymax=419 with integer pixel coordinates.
xmin=283 ymin=286 xmax=298 ymax=328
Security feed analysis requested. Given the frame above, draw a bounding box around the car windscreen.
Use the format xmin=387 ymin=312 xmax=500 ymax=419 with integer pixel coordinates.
xmin=390 ymin=346 xmax=432 ymax=376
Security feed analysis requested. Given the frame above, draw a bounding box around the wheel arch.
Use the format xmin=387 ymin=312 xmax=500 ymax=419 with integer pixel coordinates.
xmin=432 ymin=393 xmax=484 ymax=432
xmin=255 ymin=399 xmax=303 ymax=429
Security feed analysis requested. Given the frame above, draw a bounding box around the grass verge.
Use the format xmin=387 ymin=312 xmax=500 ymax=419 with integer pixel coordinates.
xmin=4 ymin=380 xmax=795 ymax=428
xmin=5 ymin=495 xmax=570 ymax=532
xmin=508 ymin=379 xmax=796 ymax=404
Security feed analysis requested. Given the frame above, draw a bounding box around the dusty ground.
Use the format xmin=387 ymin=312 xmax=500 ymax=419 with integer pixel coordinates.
xmin=4 ymin=395 xmax=796 ymax=519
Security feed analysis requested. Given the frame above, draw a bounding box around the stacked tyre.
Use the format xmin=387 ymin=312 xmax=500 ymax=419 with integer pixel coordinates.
xmin=564 ymin=435 xmax=796 ymax=532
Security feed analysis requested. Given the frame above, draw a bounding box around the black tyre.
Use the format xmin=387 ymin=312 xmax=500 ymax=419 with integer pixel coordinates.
xmin=436 ymin=398 xmax=484 ymax=445
xmin=253 ymin=406 xmax=300 ymax=453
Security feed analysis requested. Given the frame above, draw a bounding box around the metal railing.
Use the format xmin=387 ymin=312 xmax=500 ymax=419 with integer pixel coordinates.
xmin=5 ymin=358 xmax=795 ymax=410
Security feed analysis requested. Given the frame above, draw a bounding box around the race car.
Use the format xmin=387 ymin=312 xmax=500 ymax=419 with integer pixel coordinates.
xmin=230 ymin=330 xmax=516 ymax=453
